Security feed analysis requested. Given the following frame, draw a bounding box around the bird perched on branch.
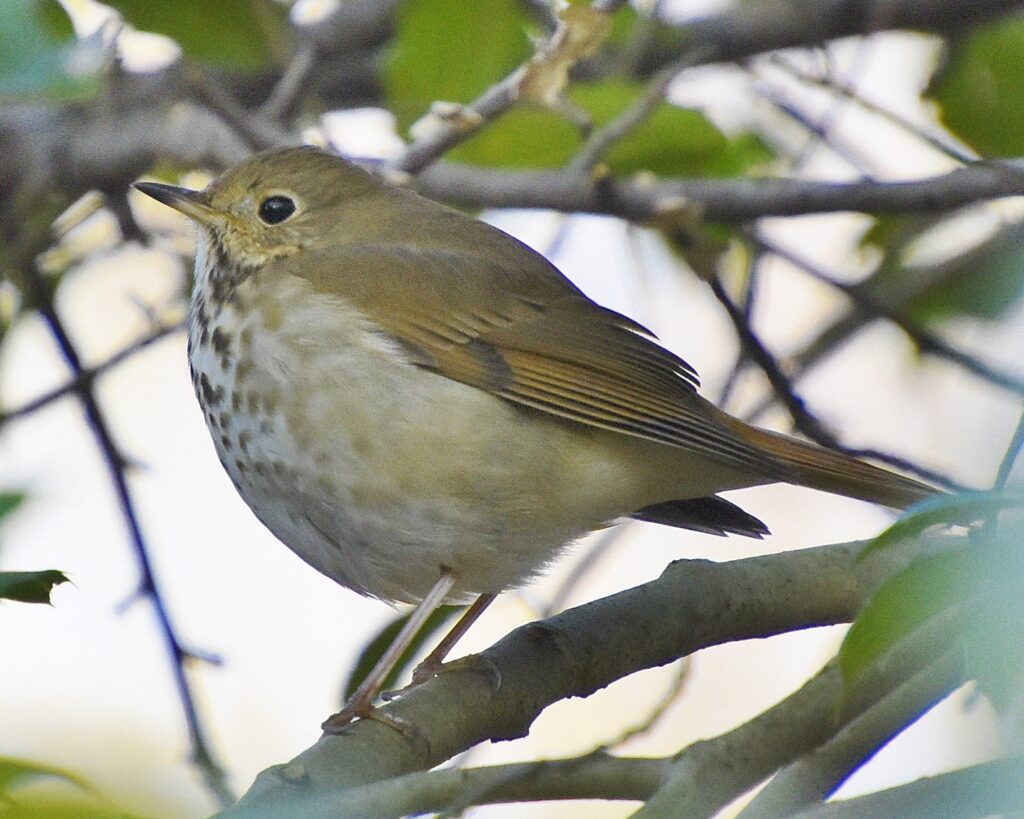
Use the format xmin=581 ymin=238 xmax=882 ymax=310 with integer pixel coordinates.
xmin=135 ymin=146 xmax=933 ymax=729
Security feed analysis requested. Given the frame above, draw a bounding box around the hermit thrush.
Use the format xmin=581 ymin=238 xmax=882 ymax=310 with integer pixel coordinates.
xmin=134 ymin=146 xmax=933 ymax=729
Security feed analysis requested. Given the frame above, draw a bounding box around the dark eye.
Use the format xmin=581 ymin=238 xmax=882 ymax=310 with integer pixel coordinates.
xmin=258 ymin=195 xmax=296 ymax=225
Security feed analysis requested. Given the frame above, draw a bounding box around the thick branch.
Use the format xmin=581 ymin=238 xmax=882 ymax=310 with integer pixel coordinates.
xmin=415 ymin=161 xmax=1024 ymax=222
xmin=2 ymin=0 xmax=1021 ymax=216
xmin=666 ymin=0 xmax=1024 ymax=66
xmin=221 ymin=534 xmax=948 ymax=818
xmin=299 ymin=753 xmax=667 ymax=816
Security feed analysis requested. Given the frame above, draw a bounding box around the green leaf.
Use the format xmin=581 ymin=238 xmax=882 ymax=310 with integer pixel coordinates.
xmin=107 ymin=0 xmax=289 ymax=69
xmin=385 ymin=0 xmax=533 ymax=131
xmin=0 ymin=755 xmax=91 ymax=794
xmin=908 ymin=233 xmax=1024 ymax=323
xmin=859 ymin=491 xmax=1023 ymax=562
xmin=839 ymin=550 xmax=969 ymax=689
xmin=0 ymin=570 xmax=70 ymax=604
xmin=451 ymin=79 xmax=772 ymax=175
xmin=929 ymin=17 xmax=1024 ymax=156
xmin=959 ymin=514 xmax=1024 ymax=719
xmin=0 ymin=1 xmax=91 ymax=100
xmin=343 ymin=605 xmax=463 ymax=699
xmin=861 ymin=216 xmax=1024 ymax=324
xmin=0 ymin=802 xmax=130 ymax=819
xmin=0 ymin=492 xmax=25 ymax=521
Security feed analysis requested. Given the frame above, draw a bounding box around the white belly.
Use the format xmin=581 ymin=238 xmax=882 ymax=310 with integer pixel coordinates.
xmin=188 ymin=273 xmax=646 ymax=603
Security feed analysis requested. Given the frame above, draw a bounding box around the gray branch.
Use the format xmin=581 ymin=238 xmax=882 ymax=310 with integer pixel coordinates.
xmin=636 ymin=609 xmax=964 ymax=818
xmin=789 ymin=755 xmax=1024 ymax=818
xmin=220 ymin=534 xmax=949 ymax=818
xmin=414 ymin=160 xmax=1024 ymax=222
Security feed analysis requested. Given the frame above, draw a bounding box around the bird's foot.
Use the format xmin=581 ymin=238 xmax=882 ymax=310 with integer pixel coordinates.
xmin=321 ymin=698 xmax=418 ymax=738
xmin=320 ymin=694 xmax=375 ymax=733
xmin=378 ymin=654 xmax=448 ymax=702
xmin=381 ymin=653 xmax=502 ymax=704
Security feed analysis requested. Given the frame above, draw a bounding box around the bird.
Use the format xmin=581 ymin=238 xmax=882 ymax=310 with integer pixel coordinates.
xmin=134 ymin=145 xmax=934 ymax=730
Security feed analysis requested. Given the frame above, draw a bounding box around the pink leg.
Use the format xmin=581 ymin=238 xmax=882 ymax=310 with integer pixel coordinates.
xmin=410 ymin=592 xmax=497 ymax=685
xmin=322 ymin=571 xmax=456 ymax=733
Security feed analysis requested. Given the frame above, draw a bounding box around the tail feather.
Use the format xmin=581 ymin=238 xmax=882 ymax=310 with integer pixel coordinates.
xmin=730 ymin=423 xmax=936 ymax=510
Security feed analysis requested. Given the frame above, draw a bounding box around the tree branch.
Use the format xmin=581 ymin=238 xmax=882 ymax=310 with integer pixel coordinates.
xmin=220 ymin=534 xmax=952 ymax=818
xmin=751 ymin=233 xmax=1024 ymax=399
xmin=659 ymin=0 xmax=1024 ymax=66
xmin=415 ymin=160 xmax=1024 ymax=222
xmin=788 ymin=755 xmax=1024 ymax=818
xmin=12 ymin=265 xmax=231 ymax=807
xmin=0 ymin=321 xmax=184 ymax=428
xmin=303 ymin=753 xmax=667 ymax=816
xmin=737 ymin=649 xmax=964 ymax=816
xmin=636 ymin=609 xmax=963 ymax=818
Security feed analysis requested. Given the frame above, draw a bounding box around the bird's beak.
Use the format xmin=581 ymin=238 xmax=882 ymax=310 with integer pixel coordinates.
xmin=133 ymin=181 xmax=220 ymax=227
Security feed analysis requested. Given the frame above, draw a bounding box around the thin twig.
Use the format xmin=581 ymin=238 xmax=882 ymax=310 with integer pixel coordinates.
xmin=187 ymin=69 xmax=291 ymax=152
xmin=603 ymin=659 xmax=692 ymax=749
xmin=769 ymin=54 xmax=977 ymax=165
xmin=994 ymin=407 xmax=1024 ymax=489
xmin=569 ymin=52 xmax=710 ymax=173
xmin=391 ymin=0 xmax=627 ymax=175
xmin=542 ymin=524 xmax=630 ymax=617
xmin=757 ymin=84 xmax=879 ymax=177
xmin=753 ymin=233 xmax=1024 ymax=397
xmin=260 ymin=44 xmax=318 ymax=122
xmin=0 ymin=321 xmax=185 ymax=427
xmin=716 ymin=251 xmax=765 ymax=409
xmin=19 ymin=266 xmax=233 ymax=807
xmin=709 ymin=274 xmax=840 ymax=447
xmin=792 ymin=37 xmax=878 ymax=174
xmin=708 ymin=274 xmax=963 ymax=489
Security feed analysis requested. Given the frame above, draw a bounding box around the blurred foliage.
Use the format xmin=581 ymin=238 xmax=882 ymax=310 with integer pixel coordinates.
xmin=839 ymin=548 xmax=968 ymax=687
xmin=451 ymin=79 xmax=773 ymax=175
xmin=0 ymin=491 xmax=25 ymax=521
xmin=862 ymin=216 xmax=1024 ymax=325
xmin=384 ymin=1 xmax=769 ymax=175
xmin=106 ymin=0 xmax=289 ymax=68
xmin=0 ymin=755 xmax=137 ymax=818
xmin=929 ymin=16 xmax=1024 ymax=157
xmin=962 ymin=514 xmax=1024 ymax=718
xmin=385 ymin=0 xmax=533 ymax=131
xmin=0 ymin=1 xmax=96 ymax=100
xmin=840 ymin=492 xmax=1024 ymax=739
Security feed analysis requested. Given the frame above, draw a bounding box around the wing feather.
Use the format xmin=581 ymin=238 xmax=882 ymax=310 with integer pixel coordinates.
xmin=295 ymin=240 xmax=781 ymax=477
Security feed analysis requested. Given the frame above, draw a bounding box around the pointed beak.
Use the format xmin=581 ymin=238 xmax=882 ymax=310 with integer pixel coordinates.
xmin=133 ymin=181 xmax=220 ymax=227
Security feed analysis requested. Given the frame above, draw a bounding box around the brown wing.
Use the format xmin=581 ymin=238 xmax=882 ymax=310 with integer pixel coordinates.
xmin=297 ymin=240 xmax=782 ymax=477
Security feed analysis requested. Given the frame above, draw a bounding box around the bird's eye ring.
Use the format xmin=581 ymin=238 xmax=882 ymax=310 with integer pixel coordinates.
xmin=258 ymin=195 xmax=296 ymax=225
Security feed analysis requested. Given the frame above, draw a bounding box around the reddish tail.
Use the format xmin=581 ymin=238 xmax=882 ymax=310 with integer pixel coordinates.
xmin=731 ymin=423 xmax=936 ymax=509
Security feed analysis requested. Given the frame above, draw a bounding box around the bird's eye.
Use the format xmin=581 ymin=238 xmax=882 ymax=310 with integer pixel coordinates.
xmin=258 ymin=195 xmax=296 ymax=225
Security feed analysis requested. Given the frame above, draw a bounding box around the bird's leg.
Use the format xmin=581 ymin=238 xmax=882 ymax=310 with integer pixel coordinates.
xmin=321 ymin=570 xmax=456 ymax=733
xmin=408 ymin=592 xmax=497 ymax=686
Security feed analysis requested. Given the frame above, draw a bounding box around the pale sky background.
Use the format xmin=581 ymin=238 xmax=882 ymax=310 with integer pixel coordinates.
xmin=0 ymin=6 xmax=1019 ymax=817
